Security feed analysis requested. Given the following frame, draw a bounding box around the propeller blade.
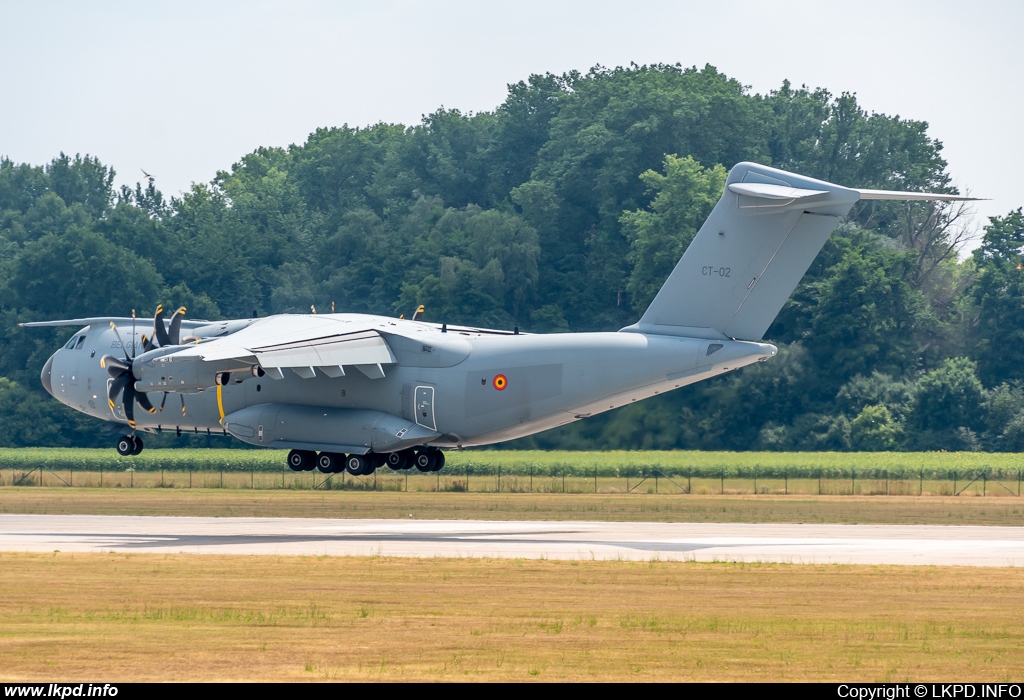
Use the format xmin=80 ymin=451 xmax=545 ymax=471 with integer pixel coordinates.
xmin=159 ymin=392 xmax=168 ymax=412
xmin=153 ymin=304 xmax=170 ymax=347
xmin=167 ymin=307 xmax=186 ymax=345
xmin=108 ymin=322 xmax=131 ymax=361
xmin=142 ymin=334 xmax=154 ymax=353
xmin=123 ymin=385 xmax=136 ymax=429
xmin=136 ymin=390 xmax=157 ymax=414
xmin=108 ymin=373 xmax=130 ymax=411
xmin=100 ymin=354 xmax=130 ymax=378
xmin=180 ymin=394 xmax=186 ymax=417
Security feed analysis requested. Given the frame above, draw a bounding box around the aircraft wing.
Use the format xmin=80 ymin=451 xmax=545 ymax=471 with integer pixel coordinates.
xmin=168 ymin=315 xmax=397 ymax=380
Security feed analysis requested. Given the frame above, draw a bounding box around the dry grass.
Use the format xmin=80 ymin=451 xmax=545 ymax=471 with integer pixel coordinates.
xmin=0 ymin=552 xmax=1022 ymax=681
xmin=3 ymin=487 xmax=1024 ymax=525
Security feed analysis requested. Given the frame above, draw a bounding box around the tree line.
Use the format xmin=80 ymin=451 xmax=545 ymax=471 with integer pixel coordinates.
xmin=1 ymin=63 xmax=1022 ymax=451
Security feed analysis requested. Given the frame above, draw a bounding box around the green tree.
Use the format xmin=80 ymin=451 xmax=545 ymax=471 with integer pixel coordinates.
xmin=850 ymin=405 xmax=902 ymax=451
xmin=969 ymin=210 xmax=1024 ymax=385
xmin=620 ymin=155 xmax=726 ymax=312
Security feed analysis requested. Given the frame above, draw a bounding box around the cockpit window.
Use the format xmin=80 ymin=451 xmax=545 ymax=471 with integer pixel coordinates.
xmin=64 ymin=334 xmax=79 ymax=350
xmin=75 ymin=335 xmax=86 ymax=349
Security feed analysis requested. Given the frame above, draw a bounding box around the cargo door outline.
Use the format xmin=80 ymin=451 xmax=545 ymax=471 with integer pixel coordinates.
xmin=106 ymin=378 xmax=127 ymax=421
xmin=415 ymin=385 xmax=436 ymax=431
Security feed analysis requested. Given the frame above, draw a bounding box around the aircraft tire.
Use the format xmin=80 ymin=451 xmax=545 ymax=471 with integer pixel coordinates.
xmin=385 ymin=451 xmax=409 ymax=471
xmin=344 ymin=454 xmax=371 ymax=476
xmin=414 ymin=450 xmax=436 ymax=472
xmin=316 ymin=452 xmax=343 ymax=474
xmin=287 ymin=449 xmax=315 ymax=472
xmin=431 ymin=449 xmax=445 ymax=472
xmin=116 ymin=436 xmax=134 ymax=457
xmin=131 ymin=435 xmax=144 ymax=456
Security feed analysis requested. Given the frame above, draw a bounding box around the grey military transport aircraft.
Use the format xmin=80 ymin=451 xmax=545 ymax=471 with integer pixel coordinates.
xmin=24 ymin=162 xmax=974 ymax=476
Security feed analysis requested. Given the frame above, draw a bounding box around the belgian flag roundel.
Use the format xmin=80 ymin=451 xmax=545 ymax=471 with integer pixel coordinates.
xmin=493 ymin=374 xmax=508 ymax=391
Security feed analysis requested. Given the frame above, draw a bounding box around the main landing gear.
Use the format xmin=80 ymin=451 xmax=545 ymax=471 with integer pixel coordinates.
xmin=285 ymin=447 xmax=445 ymax=475
xmin=115 ymin=435 xmax=144 ymax=456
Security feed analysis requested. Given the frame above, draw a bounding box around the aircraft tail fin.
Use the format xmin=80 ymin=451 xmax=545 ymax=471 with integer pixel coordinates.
xmin=624 ymin=162 xmax=977 ymax=342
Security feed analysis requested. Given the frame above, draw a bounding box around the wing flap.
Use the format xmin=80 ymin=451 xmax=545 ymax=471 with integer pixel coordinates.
xmin=255 ymin=331 xmax=396 ymax=369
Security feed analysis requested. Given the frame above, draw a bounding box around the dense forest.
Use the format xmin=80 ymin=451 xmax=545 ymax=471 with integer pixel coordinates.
xmin=2 ymin=64 xmax=1023 ymax=451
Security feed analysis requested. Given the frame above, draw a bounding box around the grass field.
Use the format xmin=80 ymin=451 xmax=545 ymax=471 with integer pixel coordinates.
xmin=4 ymin=488 xmax=1024 ymax=525
xmin=1 ymin=552 xmax=1022 ymax=682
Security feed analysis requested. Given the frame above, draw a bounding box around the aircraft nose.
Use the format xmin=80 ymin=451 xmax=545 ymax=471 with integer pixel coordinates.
xmin=40 ymin=353 xmax=55 ymax=398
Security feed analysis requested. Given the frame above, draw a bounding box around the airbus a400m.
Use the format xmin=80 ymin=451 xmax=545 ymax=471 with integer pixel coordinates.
xmin=26 ymin=163 xmax=973 ymax=477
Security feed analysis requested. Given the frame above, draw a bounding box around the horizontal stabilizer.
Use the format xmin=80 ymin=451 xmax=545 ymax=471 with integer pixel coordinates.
xmin=854 ymin=189 xmax=981 ymax=202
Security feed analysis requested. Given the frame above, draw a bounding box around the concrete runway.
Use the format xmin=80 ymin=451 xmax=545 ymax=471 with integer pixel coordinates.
xmin=2 ymin=514 xmax=1024 ymax=566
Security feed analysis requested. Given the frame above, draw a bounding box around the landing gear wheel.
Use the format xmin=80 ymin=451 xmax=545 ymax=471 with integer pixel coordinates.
xmin=316 ymin=452 xmax=344 ymax=474
xmin=287 ymin=449 xmax=315 ymax=472
xmin=414 ymin=449 xmax=437 ymax=472
xmin=131 ymin=435 xmax=144 ymax=456
xmin=432 ymin=448 xmax=445 ymax=472
xmin=386 ymin=450 xmax=412 ymax=471
xmin=344 ymin=454 xmax=372 ymax=476
xmin=116 ymin=436 xmax=135 ymax=456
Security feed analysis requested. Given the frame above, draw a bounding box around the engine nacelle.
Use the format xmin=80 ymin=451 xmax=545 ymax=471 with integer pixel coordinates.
xmin=221 ymin=404 xmax=439 ymax=454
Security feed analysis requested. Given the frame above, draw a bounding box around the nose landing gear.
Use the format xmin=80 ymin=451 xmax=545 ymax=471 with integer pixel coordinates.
xmin=116 ymin=435 xmax=144 ymax=456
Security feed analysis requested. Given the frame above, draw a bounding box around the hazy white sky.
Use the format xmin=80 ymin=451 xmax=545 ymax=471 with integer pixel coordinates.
xmin=1 ymin=0 xmax=1020 ymax=241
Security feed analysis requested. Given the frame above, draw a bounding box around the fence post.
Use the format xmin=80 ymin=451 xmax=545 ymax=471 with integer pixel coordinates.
xmin=983 ymin=469 xmax=987 ymax=497
xmin=594 ymin=466 xmax=597 ymax=494
xmin=655 ymin=471 xmax=659 ymax=494
xmin=498 ymin=465 xmax=501 ymax=493
xmin=784 ymin=469 xmax=788 ymax=495
xmin=530 ymin=465 xmax=533 ymax=493
xmin=467 ymin=463 xmax=470 ymax=492
xmin=688 ymin=469 xmax=692 ymax=495
xmin=562 ymin=470 xmax=565 ymax=493
xmin=220 ymin=464 xmax=224 ymax=488
xmin=754 ymin=465 xmax=758 ymax=495
xmin=70 ymin=467 xmax=73 ymax=488
xmin=886 ymin=469 xmax=890 ymax=496
xmin=953 ymin=470 xmax=957 ymax=497
xmin=251 ymin=466 xmax=254 ymax=490
xmin=919 ymin=469 xmax=923 ymax=496
xmin=189 ymin=466 xmax=192 ymax=489
xmin=818 ymin=468 xmax=822 ymax=495
xmin=1018 ymin=469 xmax=1021 ymax=497
xmin=100 ymin=463 xmax=103 ymax=488
xmin=130 ymin=469 xmax=133 ymax=488
xmin=851 ymin=467 xmax=855 ymax=496
xmin=720 ymin=469 xmax=724 ymax=495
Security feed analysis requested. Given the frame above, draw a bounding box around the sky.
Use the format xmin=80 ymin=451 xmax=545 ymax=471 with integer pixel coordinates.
xmin=1 ymin=0 xmax=1020 ymax=246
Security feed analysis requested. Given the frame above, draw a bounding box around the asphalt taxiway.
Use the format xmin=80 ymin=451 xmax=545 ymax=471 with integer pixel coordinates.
xmin=1 ymin=514 xmax=1023 ymax=566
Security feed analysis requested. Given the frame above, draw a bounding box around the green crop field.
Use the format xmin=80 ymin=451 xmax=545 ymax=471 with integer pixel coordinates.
xmin=2 ymin=448 xmax=1022 ymax=498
